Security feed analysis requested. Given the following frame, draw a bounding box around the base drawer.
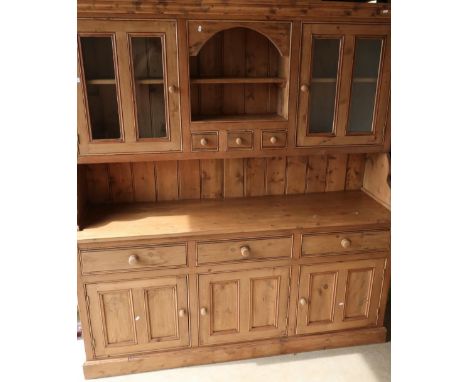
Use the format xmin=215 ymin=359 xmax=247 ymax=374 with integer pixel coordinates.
xmin=80 ymin=244 xmax=187 ymax=274
xmin=197 ymin=236 xmax=292 ymax=265
xmin=302 ymin=231 xmax=390 ymax=257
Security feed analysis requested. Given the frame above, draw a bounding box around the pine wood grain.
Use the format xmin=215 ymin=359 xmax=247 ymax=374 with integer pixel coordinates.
xmin=156 ymin=161 xmax=178 ymax=201
xmin=78 ymin=191 xmax=390 ymax=243
xmin=200 ymin=159 xmax=223 ymax=199
xmin=132 ymin=162 xmax=156 ymax=202
xmin=108 ymin=163 xmax=133 ymax=203
xmin=178 ymin=160 xmax=201 ymax=200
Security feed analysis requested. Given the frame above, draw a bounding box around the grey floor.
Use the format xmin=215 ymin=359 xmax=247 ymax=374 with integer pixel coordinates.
xmin=76 ymin=340 xmax=390 ymax=382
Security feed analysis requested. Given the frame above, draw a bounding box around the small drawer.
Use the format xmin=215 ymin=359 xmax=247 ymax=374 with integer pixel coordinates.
xmin=81 ymin=244 xmax=187 ymax=274
xmin=227 ymin=131 xmax=253 ymax=150
xmin=197 ymin=236 xmax=292 ymax=265
xmin=302 ymin=231 xmax=390 ymax=257
xmin=262 ymin=130 xmax=287 ymax=148
xmin=192 ymin=132 xmax=218 ymax=151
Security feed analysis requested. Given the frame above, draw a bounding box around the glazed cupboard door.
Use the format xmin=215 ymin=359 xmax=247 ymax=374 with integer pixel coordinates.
xmin=86 ymin=276 xmax=189 ymax=358
xmin=77 ymin=20 xmax=182 ymax=156
xmin=296 ymin=258 xmax=386 ymax=335
xmin=198 ymin=267 xmax=290 ymax=346
xmin=297 ymin=24 xmax=390 ymax=147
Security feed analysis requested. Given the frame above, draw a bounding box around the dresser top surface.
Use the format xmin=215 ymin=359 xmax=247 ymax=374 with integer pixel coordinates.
xmin=78 ymin=191 xmax=390 ymax=244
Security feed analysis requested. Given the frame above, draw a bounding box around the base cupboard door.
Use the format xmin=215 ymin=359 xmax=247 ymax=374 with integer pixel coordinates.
xmin=87 ymin=276 xmax=190 ymax=357
xmin=296 ymin=258 xmax=386 ymax=335
xmin=198 ymin=267 xmax=290 ymax=346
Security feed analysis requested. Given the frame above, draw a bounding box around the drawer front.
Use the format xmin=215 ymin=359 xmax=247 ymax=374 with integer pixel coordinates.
xmin=81 ymin=244 xmax=187 ymax=274
xmin=227 ymin=131 xmax=253 ymax=150
xmin=302 ymin=231 xmax=390 ymax=256
xmin=262 ymin=130 xmax=287 ymax=148
xmin=197 ymin=236 xmax=292 ymax=265
xmin=191 ymin=132 xmax=219 ymax=151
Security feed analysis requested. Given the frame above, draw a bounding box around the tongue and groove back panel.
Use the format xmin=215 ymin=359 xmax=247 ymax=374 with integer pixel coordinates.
xmin=82 ymin=153 xmax=366 ymax=204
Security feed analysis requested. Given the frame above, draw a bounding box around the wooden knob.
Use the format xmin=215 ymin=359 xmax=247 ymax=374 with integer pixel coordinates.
xmin=200 ymin=307 xmax=208 ymax=316
xmin=269 ymin=136 xmax=278 ymax=144
xmin=299 ymin=298 xmax=307 ymax=306
xmin=178 ymin=309 xmax=186 ymax=318
xmin=300 ymin=84 xmax=309 ymax=93
xmin=235 ymin=137 xmax=243 ymax=145
xmin=168 ymin=85 xmax=177 ymax=94
xmin=240 ymin=245 xmax=250 ymax=258
xmin=128 ymin=254 xmax=139 ymax=265
xmin=340 ymin=238 xmax=351 ymax=248
xmin=200 ymin=138 xmax=208 ymax=146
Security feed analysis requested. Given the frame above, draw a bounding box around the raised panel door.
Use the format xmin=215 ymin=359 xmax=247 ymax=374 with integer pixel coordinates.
xmin=87 ymin=276 xmax=189 ymax=358
xmin=296 ymin=258 xmax=387 ymax=335
xmin=198 ymin=267 xmax=290 ymax=346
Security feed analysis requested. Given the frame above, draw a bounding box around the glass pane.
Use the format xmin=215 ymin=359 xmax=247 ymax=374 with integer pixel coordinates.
xmin=308 ymin=38 xmax=340 ymax=134
xmin=131 ymin=37 xmax=167 ymax=139
xmin=80 ymin=36 xmax=121 ymax=140
xmin=348 ymin=38 xmax=383 ymax=133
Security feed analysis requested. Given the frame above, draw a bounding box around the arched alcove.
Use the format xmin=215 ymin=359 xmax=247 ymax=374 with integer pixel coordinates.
xmin=189 ymin=27 xmax=289 ymax=122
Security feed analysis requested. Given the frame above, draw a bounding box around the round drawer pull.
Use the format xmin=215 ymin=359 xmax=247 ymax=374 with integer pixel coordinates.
xmin=235 ymin=137 xmax=243 ymax=145
xmin=340 ymin=238 xmax=351 ymax=248
xmin=269 ymin=136 xmax=278 ymax=144
xmin=135 ymin=315 xmax=140 ymax=321
xmin=300 ymin=84 xmax=309 ymax=93
xmin=200 ymin=307 xmax=208 ymax=316
xmin=128 ymin=254 xmax=139 ymax=265
xmin=240 ymin=245 xmax=251 ymax=258
xmin=338 ymin=302 xmax=344 ymax=307
xmin=200 ymin=138 xmax=208 ymax=146
xmin=178 ymin=309 xmax=187 ymax=318
xmin=299 ymin=298 xmax=307 ymax=306
xmin=168 ymin=85 xmax=177 ymax=94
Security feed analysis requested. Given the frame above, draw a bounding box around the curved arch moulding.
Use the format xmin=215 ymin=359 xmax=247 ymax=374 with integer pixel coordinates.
xmin=188 ymin=21 xmax=291 ymax=57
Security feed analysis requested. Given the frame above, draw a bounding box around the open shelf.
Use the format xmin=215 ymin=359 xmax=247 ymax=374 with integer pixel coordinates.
xmin=191 ymin=113 xmax=286 ymax=123
xmin=191 ymin=77 xmax=287 ymax=85
xmin=189 ymin=27 xmax=290 ymax=123
xmin=86 ymin=79 xmax=116 ymax=85
xmin=311 ymin=78 xmax=377 ymax=83
xmin=78 ymin=191 xmax=390 ymax=243
xmin=135 ymin=78 xmax=164 ymax=85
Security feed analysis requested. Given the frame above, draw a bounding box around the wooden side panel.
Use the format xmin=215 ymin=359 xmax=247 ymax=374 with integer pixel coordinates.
xmin=178 ymin=160 xmax=201 ymax=200
xmin=132 ymin=162 xmax=156 ymax=202
xmin=156 ymin=161 xmax=179 ymax=201
xmin=346 ymin=154 xmax=366 ymax=190
xmin=362 ymin=153 xmax=391 ymax=210
xmin=201 ymin=159 xmax=223 ymax=199
xmin=108 ymin=163 xmax=134 ymax=203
